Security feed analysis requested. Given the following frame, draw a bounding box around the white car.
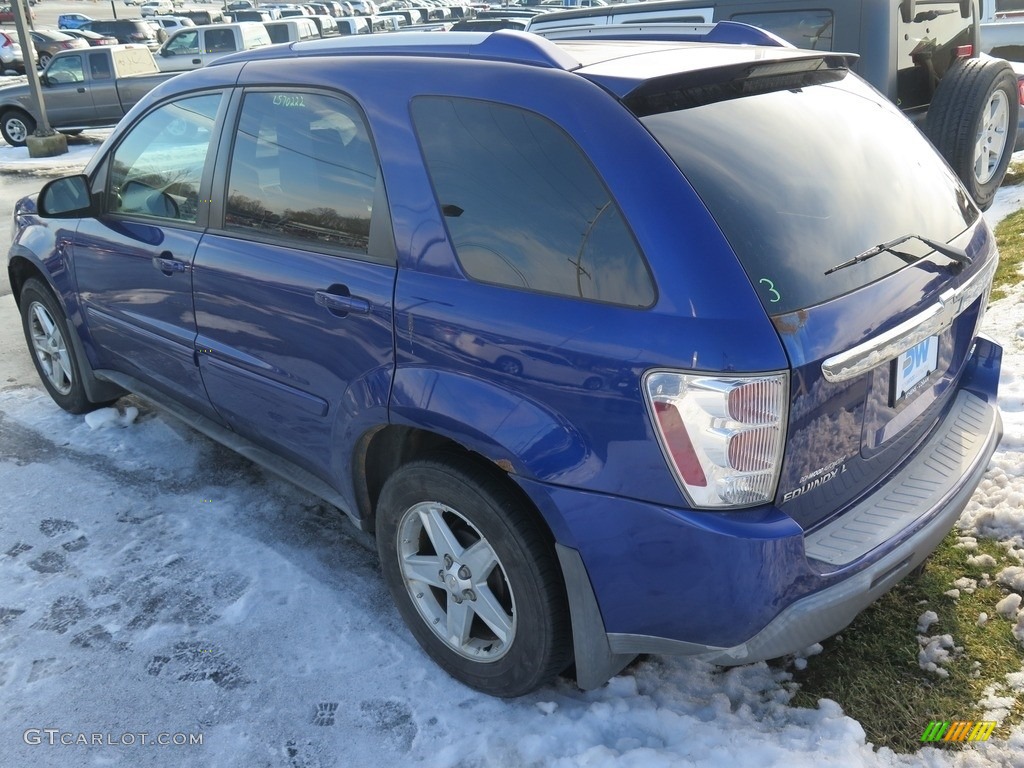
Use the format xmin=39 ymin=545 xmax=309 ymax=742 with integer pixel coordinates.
xmin=141 ymin=0 xmax=174 ymax=17
xmin=152 ymin=15 xmax=195 ymax=31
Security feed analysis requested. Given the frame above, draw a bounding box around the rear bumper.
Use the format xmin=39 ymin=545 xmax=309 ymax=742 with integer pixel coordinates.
xmin=636 ymin=388 xmax=1002 ymax=666
xmin=517 ymin=337 xmax=1002 ymax=686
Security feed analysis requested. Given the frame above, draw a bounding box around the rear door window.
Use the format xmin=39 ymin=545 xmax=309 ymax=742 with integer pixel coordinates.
xmin=223 ymin=89 xmax=385 ymax=260
xmin=411 ymin=97 xmax=655 ymax=307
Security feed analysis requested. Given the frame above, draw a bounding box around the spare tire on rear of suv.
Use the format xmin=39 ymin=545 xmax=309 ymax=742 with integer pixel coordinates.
xmin=926 ymin=56 xmax=1019 ymax=211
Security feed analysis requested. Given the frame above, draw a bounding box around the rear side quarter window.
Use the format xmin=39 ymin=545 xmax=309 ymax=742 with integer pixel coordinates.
xmin=410 ymin=96 xmax=655 ymax=308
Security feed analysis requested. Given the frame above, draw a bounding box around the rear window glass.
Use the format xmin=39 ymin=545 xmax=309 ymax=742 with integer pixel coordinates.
xmin=642 ymin=75 xmax=976 ymax=313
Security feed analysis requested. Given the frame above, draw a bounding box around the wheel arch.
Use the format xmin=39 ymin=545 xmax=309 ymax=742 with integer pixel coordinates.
xmin=9 ymin=252 xmax=124 ymax=404
xmin=356 ymin=425 xmax=553 ymax=539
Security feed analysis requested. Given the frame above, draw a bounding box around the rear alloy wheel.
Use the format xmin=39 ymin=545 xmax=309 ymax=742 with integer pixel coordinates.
xmin=38 ymin=52 xmax=52 ymax=68
xmin=376 ymin=455 xmax=572 ymax=697
xmin=926 ymin=57 xmax=1019 ymax=211
xmin=1 ymin=109 xmax=36 ymax=147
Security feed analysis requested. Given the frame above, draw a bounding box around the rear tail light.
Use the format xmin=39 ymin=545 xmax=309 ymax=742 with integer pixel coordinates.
xmin=1018 ymin=79 xmax=1024 ymax=107
xmin=954 ymin=44 xmax=973 ymax=58
xmin=644 ymin=371 xmax=788 ymax=508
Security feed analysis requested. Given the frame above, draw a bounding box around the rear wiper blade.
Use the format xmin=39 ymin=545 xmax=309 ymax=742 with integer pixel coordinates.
xmin=824 ymin=233 xmax=972 ymax=275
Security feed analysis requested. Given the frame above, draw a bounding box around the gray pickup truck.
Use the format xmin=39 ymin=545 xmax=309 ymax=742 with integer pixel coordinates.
xmin=0 ymin=45 xmax=174 ymax=147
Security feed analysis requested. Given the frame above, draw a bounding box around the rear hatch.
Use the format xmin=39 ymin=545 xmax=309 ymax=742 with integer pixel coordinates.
xmin=617 ymin=52 xmax=994 ymax=530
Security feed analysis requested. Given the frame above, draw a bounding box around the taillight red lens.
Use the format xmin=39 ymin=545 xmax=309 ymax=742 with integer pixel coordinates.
xmin=653 ymin=401 xmax=708 ymax=487
xmin=954 ymin=44 xmax=973 ymax=57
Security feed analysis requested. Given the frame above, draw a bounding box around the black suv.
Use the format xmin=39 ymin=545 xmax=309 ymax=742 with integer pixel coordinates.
xmin=82 ymin=19 xmax=159 ymax=49
xmin=529 ymin=0 xmax=1020 ymax=210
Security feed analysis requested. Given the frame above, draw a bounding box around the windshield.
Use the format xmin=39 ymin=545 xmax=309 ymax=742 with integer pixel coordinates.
xmin=641 ymin=75 xmax=977 ymax=314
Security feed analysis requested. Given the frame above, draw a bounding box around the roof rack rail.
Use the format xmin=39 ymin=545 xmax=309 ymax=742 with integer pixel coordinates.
xmin=532 ymin=20 xmax=791 ymax=49
xmin=273 ymin=29 xmax=584 ymax=70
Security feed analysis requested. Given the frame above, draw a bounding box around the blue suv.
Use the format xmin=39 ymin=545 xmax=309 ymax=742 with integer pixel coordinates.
xmin=8 ymin=28 xmax=1003 ymax=696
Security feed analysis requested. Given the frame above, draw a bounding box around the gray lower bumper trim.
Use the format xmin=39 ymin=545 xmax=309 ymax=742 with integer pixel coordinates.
xmin=804 ymin=390 xmax=997 ymax=566
xmin=608 ymin=393 xmax=1002 ymax=665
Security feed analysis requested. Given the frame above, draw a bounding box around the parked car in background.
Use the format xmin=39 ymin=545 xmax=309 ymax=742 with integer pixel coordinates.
xmin=528 ymin=0 xmax=1018 ymax=211
xmin=58 ymin=13 xmax=95 ymax=30
xmin=83 ymin=19 xmax=161 ymax=50
xmin=1007 ymin=56 xmax=1024 ymax=149
xmin=308 ymin=13 xmax=340 ymax=34
xmin=1 ymin=4 xmax=35 ymax=23
xmin=264 ymin=16 xmax=321 ymax=41
xmin=0 ymin=29 xmax=25 ymax=74
xmin=336 ymin=15 xmax=370 ymax=32
xmin=141 ymin=0 xmax=174 ymax=17
xmin=151 ymin=16 xmax=196 ymax=32
xmin=0 ymin=44 xmax=173 ymax=145
xmin=29 ymin=29 xmax=89 ymax=68
xmin=233 ymin=8 xmax=277 ymax=21
xmin=9 ymin=28 xmax=1004 ymax=697
xmin=181 ymin=8 xmax=224 ymax=24
xmin=155 ymin=22 xmax=271 ymax=71
xmin=61 ymin=28 xmax=120 ymax=47
xmin=451 ymin=17 xmax=527 ymax=30
xmin=980 ymin=0 xmax=1024 ymax=60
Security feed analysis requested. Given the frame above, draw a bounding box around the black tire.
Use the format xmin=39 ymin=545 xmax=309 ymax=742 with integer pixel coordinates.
xmin=19 ymin=278 xmax=108 ymax=414
xmin=376 ymin=454 xmax=572 ymax=697
xmin=495 ymin=356 xmax=522 ymax=376
xmin=1 ymin=109 xmax=36 ymax=147
xmin=926 ymin=57 xmax=1019 ymax=211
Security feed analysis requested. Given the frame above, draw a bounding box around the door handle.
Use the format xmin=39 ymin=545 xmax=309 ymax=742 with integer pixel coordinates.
xmin=315 ymin=289 xmax=370 ymax=317
xmin=152 ymin=254 xmax=186 ymax=275
xmin=77 ymin=87 xmax=86 ymax=94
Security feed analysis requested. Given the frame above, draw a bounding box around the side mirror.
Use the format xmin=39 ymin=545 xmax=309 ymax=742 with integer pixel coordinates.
xmin=38 ymin=175 xmax=96 ymax=218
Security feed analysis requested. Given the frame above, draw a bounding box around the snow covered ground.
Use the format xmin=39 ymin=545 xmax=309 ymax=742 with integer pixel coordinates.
xmin=0 ymin=148 xmax=1022 ymax=768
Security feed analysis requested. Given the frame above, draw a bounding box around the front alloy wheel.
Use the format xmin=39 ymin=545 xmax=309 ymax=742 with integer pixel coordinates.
xmin=27 ymin=300 xmax=73 ymax=396
xmin=18 ymin=277 xmax=115 ymax=414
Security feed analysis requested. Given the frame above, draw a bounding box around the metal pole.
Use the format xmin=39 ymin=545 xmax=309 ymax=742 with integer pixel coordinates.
xmin=10 ymin=0 xmax=53 ymax=136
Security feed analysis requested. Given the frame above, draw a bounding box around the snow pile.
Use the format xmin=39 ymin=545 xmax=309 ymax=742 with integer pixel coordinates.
xmin=918 ymin=634 xmax=959 ymax=678
xmin=953 ymin=578 xmax=978 ymax=594
xmin=968 ymin=554 xmax=998 ymax=569
xmin=918 ymin=611 xmax=940 ymax=634
xmin=83 ymin=406 xmax=139 ymax=430
xmin=996 ymin=593 xmax=1023 ymax=618
xmin=997 ymin=567 xmax=1024 ymax=592
xmin=790 ymin=642 xmax=823 ymax=671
